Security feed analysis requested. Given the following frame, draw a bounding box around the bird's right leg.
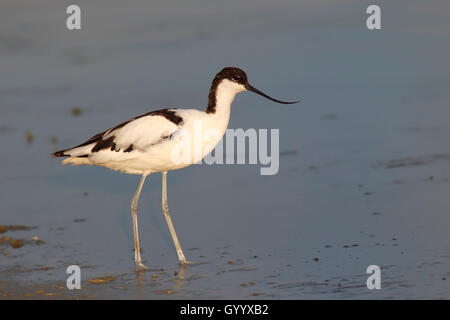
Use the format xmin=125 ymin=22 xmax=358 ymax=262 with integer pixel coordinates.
xmin=161 ymin=171 xmax=190 ymax=265
xmin=131 ymin=174 xmax=149 ymax=271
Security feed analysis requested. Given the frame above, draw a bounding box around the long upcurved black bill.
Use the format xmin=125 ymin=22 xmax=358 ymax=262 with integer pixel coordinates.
xmin=246 ymin=84 xmax=299 ymax=104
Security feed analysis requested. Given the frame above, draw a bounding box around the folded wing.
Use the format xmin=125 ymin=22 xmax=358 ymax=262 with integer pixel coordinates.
xmin=52 ymin=108 xmax=183 ymax=163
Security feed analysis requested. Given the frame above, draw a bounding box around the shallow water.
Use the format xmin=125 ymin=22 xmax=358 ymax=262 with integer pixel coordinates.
xmin=0 ymin=0 xmax=449 ymax=299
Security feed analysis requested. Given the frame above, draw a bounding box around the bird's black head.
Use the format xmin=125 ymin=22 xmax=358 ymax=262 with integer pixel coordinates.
xmin=214 ymin=67 xmax=249 ymax=86
xmin=207 ymin=66 xmax=299 ymax=114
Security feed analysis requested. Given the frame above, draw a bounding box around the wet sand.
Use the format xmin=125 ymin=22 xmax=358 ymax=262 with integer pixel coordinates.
xmin=0 ymin=1 xmax=449 ymax=299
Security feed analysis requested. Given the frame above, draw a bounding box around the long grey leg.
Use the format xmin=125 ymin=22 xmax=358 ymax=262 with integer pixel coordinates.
xmin=161 ymin=171 xmax=190 ymax=265
xmin=131 ymin=174 xmax=149 ymax=271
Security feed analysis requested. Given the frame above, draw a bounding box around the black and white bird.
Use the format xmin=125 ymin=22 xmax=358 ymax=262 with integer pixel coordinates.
xmin=53 ymin=67 xmax=298 ymax=271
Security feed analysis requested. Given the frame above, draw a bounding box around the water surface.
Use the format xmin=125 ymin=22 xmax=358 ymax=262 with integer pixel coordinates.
xmin=0 ymin=0 xmax=449 ymax=299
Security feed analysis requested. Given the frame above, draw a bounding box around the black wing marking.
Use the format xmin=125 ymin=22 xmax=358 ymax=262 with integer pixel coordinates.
xmin=52 ymin=108 xmax=183 ymax=157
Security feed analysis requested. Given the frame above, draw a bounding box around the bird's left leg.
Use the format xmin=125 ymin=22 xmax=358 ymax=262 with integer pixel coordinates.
xmin=131 ymin=174 xmax=149 ymax=271
xmin=161 ymin=171 xmax=191 ymax=265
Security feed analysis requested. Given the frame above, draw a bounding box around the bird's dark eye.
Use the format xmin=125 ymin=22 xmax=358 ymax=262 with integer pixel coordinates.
xmin=232 ymin=76 xmax=241 ymax=82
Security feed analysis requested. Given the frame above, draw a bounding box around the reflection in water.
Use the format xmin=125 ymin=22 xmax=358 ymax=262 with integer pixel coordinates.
xmin=135 ymin=270 xmax=145 ymax=299
xmin=178 ymin=264 xmax=186 ymax=280
xmin=133 ymin=264 xmax=187 ymax=298
xmin=173 ymin=264 xmax=187 ymax=293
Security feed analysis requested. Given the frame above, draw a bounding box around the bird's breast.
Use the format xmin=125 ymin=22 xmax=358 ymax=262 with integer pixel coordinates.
xmin=171 ymin=113 xmax=229 ymax=164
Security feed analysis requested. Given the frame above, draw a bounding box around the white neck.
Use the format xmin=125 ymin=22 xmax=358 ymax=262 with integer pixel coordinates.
xmin=214 ymin=84 xmax=235 ymax=117
xmin=208 ymin=79 xmax=245 ymax=117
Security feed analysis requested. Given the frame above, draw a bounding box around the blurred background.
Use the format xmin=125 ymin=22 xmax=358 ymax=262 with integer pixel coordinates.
xmin=0 ymin=0 xmax=449 ymax=299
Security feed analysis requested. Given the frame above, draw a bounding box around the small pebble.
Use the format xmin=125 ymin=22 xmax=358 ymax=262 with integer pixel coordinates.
xmin=50 ymin=135 xmax=58 ymax=145
xmin=25 ymin=130 xmax=34 ymax=145
xmin=71 ymin=107 xmax=82 ymax=116
xmin=88 ymin=276 xmax=116 ymax=284
xmin=11 ymin=239 xmax=24 ymax=249
xmin=0 ymin=236 xmax=11 ymax=243
xmin=32 ymin=236 xmax=44 ymax=245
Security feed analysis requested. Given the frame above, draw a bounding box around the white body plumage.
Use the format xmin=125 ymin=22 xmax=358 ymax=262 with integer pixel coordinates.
xmin=60 ymin=79 xmax=243 ymax=174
